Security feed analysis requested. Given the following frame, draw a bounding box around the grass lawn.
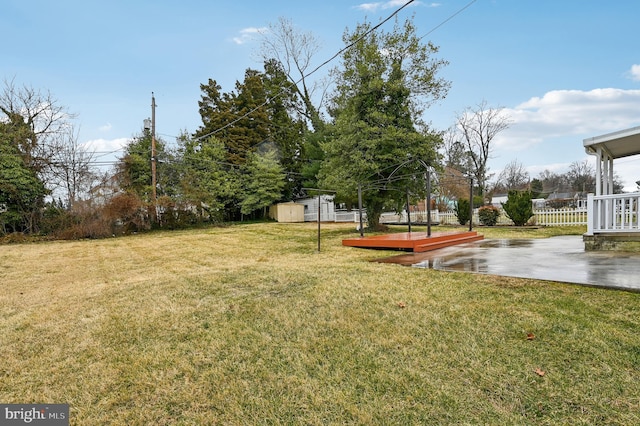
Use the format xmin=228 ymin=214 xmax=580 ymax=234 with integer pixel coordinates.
xmin=1 ymin=223 xmax=638 ymax=425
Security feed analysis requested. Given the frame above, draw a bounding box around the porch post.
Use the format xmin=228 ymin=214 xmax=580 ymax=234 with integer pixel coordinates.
xmin=595 ymin=147 xmax=602 ymax=196
xmin=608 ymin=156 xmax=614 ymax=194
xmin=586 ymin=193 xmax=594 ymax=236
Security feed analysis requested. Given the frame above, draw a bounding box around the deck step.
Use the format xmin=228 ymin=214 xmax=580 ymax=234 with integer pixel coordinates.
xmin=413 ymin=234 xmax=484 ymax=252
xmin=342 ymin=231 xmax=484 ymax=252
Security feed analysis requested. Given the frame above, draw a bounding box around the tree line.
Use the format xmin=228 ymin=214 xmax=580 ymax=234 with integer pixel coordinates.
xmin=0 ymin=16 xmax=604 ymax=239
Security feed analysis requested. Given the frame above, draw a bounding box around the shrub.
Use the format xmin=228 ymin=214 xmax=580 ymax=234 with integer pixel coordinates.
xmin=478 ymin=205 xmax=500 ymax=226
xmin=454 ymin=199 xmax=470 ymax=225
xmin=502 ymin=190 xmax=534 ymax=226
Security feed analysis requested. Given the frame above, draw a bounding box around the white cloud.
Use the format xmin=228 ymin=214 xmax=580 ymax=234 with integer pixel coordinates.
xmin=494 ymin=88 xmax=640 ymax=151
xmin=98 ymin=122 xmax=112 ymax=132
xmin=82 ymin=137 xmax=129 ymax=153
xmin=485 ymin=88 xmax=640 ymax=191
xmin=628 ymin=64 xmax=640 ymax=81
xmin=232 ymin=27 xmax=267 ymax=45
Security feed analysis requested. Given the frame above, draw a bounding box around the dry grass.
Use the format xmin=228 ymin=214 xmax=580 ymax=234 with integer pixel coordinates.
xmin=1 ymin=223 xmax=638 ymax=425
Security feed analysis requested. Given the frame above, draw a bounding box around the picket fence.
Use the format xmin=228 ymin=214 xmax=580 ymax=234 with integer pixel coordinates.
xmin=334 ymin=207 xmax=588 ymax=227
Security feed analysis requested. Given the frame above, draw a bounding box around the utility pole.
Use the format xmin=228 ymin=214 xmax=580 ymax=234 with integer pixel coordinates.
xmin=151 ymin=92 xmax=157 ymax=204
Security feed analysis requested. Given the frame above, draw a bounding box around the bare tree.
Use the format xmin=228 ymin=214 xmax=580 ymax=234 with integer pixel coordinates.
xmin=48 ymin=124 xmax=99 ymax=208
xmin=258 ymin=17 xmax=326 ymax=131
xmin=567 ymin=159 xmax=595 ymax=193
xmin=0 ymin=78 xmax=73 ymax=175
xmin=456 ymin=100 xmax=511 ymax=195
xmin=537 ymin=169 xmax=569 ymax=194
xmin=494 ymin=159 xmax=529 ymax=193
xmin=441 ymin=126 xmax=471 ymax=174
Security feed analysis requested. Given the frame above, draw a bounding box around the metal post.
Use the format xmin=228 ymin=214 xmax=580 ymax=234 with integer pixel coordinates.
xmin=469 ymin=177 xmax=474 ymax=232
xmin=426 ymin=170 xmax=431 ymax=237
xmin=406 ymin=188 xmax=412 ymax=233
xmin=358 ymin=184 xmax=364 ymax=237
xmin=317 ymin=193 xmax=321 ymax=252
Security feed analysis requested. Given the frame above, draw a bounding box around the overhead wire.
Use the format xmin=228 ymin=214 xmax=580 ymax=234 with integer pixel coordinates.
xmin=192 ymin=0 xmax=418 ymax=143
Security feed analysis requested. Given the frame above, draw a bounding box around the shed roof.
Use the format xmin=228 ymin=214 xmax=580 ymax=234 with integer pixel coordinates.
xmin=583 ymin=125 xmax=640 ymax=159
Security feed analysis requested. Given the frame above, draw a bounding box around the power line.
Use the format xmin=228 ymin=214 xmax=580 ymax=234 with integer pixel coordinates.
xmin=192 ymin=0 xmax=417 ymax=143
xmin=419 ymin=0 xmax=478 ymax=41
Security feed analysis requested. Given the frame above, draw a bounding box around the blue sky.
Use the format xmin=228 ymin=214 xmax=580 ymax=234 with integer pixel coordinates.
xmin=3 ymin=0 xmax=640 ymax=190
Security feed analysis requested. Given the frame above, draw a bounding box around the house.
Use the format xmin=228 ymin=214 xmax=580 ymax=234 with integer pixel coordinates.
xmin=296 ymin=195 xmax=336 ymax=222
xmin=545 ymin=191 xmax=588 ymax=209
xmin=583 ymin=126 xmax=640 ymax=250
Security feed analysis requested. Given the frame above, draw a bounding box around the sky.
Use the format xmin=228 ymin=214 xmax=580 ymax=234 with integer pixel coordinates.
xmin=2 ymin=0 xmax=640 ymax=191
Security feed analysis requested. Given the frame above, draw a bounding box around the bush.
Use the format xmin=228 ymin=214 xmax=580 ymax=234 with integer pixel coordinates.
xmin=502 ymin=190 xmax=534 ymax=226
xmin=478 ymin=205 xmax=500 ymax=226
xmin=454 ymin=199 xmax=470 ymax=225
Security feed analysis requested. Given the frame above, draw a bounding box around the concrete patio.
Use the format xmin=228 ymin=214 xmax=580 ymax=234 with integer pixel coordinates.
xmin=376 ymin=236 xmax=640 ymax=292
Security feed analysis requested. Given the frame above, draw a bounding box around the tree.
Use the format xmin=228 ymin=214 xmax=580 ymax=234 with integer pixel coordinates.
xmin=441 ymin=126 xmax=471 ymax=174
xmin=116 ymin=129 xmax=154 ymax=199
xmin=319 ymin=17 xmax=449 ymax=229
xmin=454 ymin=198 xmax=470 ymax=225
xmin=0 ymin=130 xmax=47 ymax=233
xmin=47 ymin=124 xmax=98 ymax=209
xmin=178 ymin=136 xmax=241 ymax=222
xmin=530 ymin=178 xmax=544 ymax=198
xmin=567 ymin=159 xmax=595 ymax=193
xmin=456 ymin=100 xmax=511 ymax=196
xmin=262 ymin=59 xmax=308 ymax=199
xmin=537 ymin=169 xmax=569 ymax=195
xmin=0 ymin=79 xmax=72 ymax=234
xmin=0 ymin=79 xmax=71 ymax=176
xmin=258 ymin=17 xmax=326 ymax=132
xmin=493 ymin=159 xmax=529 ymax=193
xmin=239 ymin=150 xmax=285 ymax=216
xmin=502 ymin=190 xmax=534 ymax=226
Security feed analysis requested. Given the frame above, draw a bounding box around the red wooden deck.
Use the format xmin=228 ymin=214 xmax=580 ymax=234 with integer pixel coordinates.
xmin=342 ymin=231 xmax=483 ymax=253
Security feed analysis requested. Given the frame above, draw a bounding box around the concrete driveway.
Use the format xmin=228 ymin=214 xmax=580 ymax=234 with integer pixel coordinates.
xmin=379 ymin=236 xmax=640 ymax=292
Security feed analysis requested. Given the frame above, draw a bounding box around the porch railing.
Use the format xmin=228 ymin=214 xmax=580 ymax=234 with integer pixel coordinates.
xmin=586 ymin=192 xmax=640 ymax=235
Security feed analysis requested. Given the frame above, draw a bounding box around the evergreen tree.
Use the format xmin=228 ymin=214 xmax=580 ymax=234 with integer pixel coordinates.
xmin=502 ymin=190 xmax=534 ymax=226
xmin=319 ymin=18 xmax=449 ymax=228
xmin=179 ymin=136 xmax=241 ymax=222
xmin=0 ymin=114 xmax=48 ymax=233
xmin=262 ymin=59 xmax=307 ymax=199
xmin=240 ymin=150 xmax=285 ymax=217
xmin=116 ymin=128 xmax=167 ymax=200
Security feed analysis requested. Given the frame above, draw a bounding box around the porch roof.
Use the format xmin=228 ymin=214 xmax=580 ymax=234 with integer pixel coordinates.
xmin=583 ymin=125 xmax=640 ymax=159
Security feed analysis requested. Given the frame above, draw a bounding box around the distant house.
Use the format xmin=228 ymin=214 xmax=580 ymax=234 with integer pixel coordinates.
xmin=491 ymin=194 xmax=549 ymax=209
xmin=296 ymin=195 xmax=336 ymax=222
xmin=545 ymin=191 xmax=587 ymax=209
xmin=490 ymin=194 xmax=508 ymax=208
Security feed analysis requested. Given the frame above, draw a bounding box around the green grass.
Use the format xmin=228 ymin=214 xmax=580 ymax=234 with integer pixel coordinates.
xmin=0 ymin=223 xmax=638 ymax=425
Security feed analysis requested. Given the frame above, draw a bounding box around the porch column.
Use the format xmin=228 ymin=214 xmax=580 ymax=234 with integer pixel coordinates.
xmin=586 ymin=193 xmax=594 ymax=235
xmin=595 ymin=147 xmax=602 ymax=196
xmin=608 ymin=155 xmax=614 ymax=194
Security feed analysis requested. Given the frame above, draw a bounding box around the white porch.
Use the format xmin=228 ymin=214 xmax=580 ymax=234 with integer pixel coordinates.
xmin=583 ymin=126 xmax=640 ymax=249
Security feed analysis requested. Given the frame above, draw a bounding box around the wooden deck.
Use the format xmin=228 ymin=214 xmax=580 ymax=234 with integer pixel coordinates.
xmin=342 ymin=231 xmax=483 ymax=253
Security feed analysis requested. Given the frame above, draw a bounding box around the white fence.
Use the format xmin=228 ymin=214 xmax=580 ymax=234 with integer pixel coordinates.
xmin=323 ymin=208 xmax=589 ymax=227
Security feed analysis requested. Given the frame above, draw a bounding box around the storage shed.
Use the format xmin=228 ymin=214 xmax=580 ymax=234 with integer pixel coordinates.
xmin=269 ymin=202 xmax=305 ymax=223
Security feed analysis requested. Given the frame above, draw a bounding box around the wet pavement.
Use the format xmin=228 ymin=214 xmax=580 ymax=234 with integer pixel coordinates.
xmin=380 ymin=236 xmax=640 ymax=292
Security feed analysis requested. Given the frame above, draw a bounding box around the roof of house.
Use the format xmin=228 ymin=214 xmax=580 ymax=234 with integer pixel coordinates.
xmin=584 ymin=125 xmax=640 ymax=159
